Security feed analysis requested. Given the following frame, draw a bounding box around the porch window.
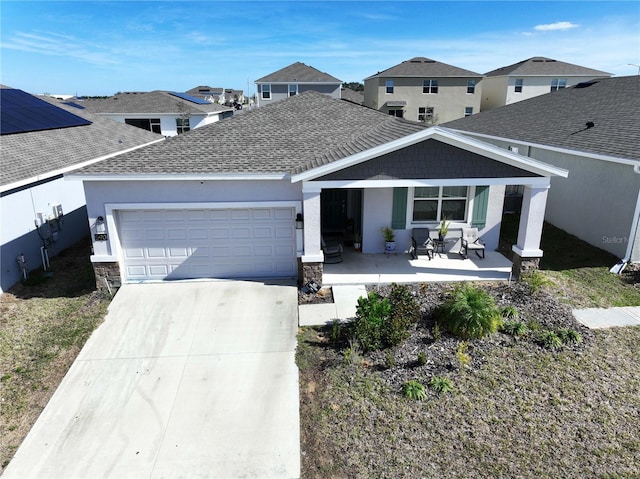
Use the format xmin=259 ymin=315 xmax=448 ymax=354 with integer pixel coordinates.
xmin=412 ymin=186 xmax=468 ymax=222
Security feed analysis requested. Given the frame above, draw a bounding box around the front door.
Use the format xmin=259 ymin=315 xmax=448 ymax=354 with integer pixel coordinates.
xmin=320 ymin=189 xmax=363 ymax=244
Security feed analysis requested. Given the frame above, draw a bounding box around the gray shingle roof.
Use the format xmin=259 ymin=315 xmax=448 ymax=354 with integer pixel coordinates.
xmin=73 ymin=91 xmax=428 ymax=176
xmin=444 ymin=76 xmax=640 ymax=161
xmin=82 ymin=91 xmax=232 ymax=115
xmin=1 ymin=92 xmax=162 ymax=188
xmin=484 ymin=57 xmax=611 ymax=77
xmin=255 ymin=62 xmax=342 ymax=83
xmin=341 ymin=87 xmax=364 ymax=105
xmin=365 ymin=57 xmax=482 ymax=80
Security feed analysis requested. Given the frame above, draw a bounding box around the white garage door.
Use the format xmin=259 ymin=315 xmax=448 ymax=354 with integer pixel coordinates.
xmin=117 ymin=207 xmax=297 ymax=281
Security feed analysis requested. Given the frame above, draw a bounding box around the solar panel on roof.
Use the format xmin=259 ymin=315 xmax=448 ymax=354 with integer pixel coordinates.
xmin=62 ymin=101 xmax=86 ymax=109
xmin=168 ymin=91 xmax=211 ymax=105
xmin=1 ymin=89 xmax=91 ymax=135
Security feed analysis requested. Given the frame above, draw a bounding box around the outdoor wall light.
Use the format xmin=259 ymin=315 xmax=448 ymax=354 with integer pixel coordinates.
xmin=296 ymin=213 xmax=304 ymax=229
xmin=96 ymin=216 xmax=106 ymax=234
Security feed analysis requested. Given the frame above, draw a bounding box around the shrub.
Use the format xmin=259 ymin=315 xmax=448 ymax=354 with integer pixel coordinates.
xmin=403 ymin=380 xmax=427 ymax=400
xmin=501 ymin=320 xmax=529 ymax=337
xmin=500 ymin=305 xmax=519 ymax=320
xmin=330 ymin=319 xmax=343 ymax=345
xmin=351 ymin=292 xmax=392 ymax=352
xmin=432 ymin=323 xmax=442 ymax=341
xmin=428 ymin=376 xmax=454 ymax=394
xmin=521 ymin=270 xmax=549 ymax=294
xmin=384 ymin=351 xmax=396 ymax=369
xmin=539 ymin=330 xmax=563 ymax=350
xmin=436 ymin=284 xmax=502 ymax=339
xmin=350 ymin=284 xmax=421 ymax=352
xmin=557 ymin=328 xmax=583 ymax=344
xmin=417 ymin=351 xmax=427 ymax=366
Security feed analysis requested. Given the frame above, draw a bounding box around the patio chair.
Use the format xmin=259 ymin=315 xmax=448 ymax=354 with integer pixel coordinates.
xmin=460 ymin=227 xmax=486 ymax=259
xmin=322 ymin=236 xmax=343 ymax=263
xmin=410 ymin=228 xmax=434 ymax=260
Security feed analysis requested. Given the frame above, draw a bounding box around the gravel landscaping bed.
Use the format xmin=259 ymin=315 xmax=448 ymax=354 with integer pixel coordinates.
xmin=297 ymin=280 xmax=639 ymax=478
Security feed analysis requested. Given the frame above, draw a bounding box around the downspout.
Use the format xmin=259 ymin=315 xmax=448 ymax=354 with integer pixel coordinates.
xmin=610 ymin=163 xmax=640 ymax=273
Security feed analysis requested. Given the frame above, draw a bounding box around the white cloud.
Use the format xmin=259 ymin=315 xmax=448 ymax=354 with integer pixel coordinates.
xmin=534 ymin=21 xmax=579 ymax=31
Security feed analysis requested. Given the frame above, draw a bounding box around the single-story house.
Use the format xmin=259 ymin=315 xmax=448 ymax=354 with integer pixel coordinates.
xmin=82 ymin=91 xmax=234 ymax=136
xmin=68 ymin=91 xmax=567 ymax=291
xmin=0 ymin=86 xmax=162 ymax=293
xmin=445 ymin=75 xmax=640 ymax=266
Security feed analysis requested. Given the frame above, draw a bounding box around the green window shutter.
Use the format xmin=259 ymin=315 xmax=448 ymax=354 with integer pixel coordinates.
xmin=471 ymin=186 xmax=489 ymax=229
xmin=391 ymin=187 xmax=408 ymax=229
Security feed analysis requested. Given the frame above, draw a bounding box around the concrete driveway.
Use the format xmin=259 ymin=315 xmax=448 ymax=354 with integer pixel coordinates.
xmin=4 ymin=281 xmax=300 ymax=479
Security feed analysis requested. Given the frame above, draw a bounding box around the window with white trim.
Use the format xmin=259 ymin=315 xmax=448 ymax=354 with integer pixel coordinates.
xmin=550 ymin=78 xmax=567 ymax=91
xmin=288 ymin=84 xmax=298 ymax=96
xmin=388 ymin=108 xmax=403 ymax=118
xmin=514 ymin=78 xmax=523 ymax=93
xmin=412 ymin=186 xmax=468 ymax=222
xmin=464 ymin=107 xmax=473 ymax=117
xmin=385 ymin=79 xmax=394 ymax=94
xmin=262 ymin=84 xmax=271 ymax=99
xmin=423 ymin=79 xmax=438 ymax=94
xmin=176 ymin=118 xmax=190 ymax=134
xmin=418 ymin=106 xmax=434 ymax=122
xmin=467 ymin=79 xmax=476 ymax=94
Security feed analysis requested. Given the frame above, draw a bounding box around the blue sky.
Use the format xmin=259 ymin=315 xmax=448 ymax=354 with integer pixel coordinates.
xmin=1 ymin=1 xmax=639 ymax=96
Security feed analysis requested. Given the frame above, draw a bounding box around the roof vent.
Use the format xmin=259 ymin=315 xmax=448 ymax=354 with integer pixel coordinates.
xmin=574 ymin=80 xmax=599 ymax=89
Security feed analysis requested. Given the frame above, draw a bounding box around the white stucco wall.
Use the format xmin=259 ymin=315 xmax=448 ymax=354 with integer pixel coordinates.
xmin=2 ymin=178 xmax=86 ymax=246
xmin=481 ymin=185 xmax=506 ymax=251
xmin=83 ymin=179 xmax=303 ymax=258
xmin=1 ymin=177 xmax=88 ymax=292
xmin=362 ymin=188 xmax=395 ymax=254
xmin=481 ymin=75 xmax=609 ymax=111
xmin=531 ymin=147 xmax=640 ymax=259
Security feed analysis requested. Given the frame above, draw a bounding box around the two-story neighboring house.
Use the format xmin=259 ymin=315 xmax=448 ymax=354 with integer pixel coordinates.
xmin=83 ymin=91 xmax=234 ymax=136
xmin=363 ymin=57 xmax=483 ymax=124
xmin=480 ymin=57 xmax=611 ymax=111
xmin=254 ymin=62 xmax=342 ymax=107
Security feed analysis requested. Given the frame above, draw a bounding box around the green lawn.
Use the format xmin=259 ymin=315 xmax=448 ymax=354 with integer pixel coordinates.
xmin=500 ymin=214 xmax=640 ymax=307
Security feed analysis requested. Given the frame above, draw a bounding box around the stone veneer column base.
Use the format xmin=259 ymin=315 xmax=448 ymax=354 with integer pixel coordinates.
xmin=511 ymin=254 xmax=540 ymax=280
xmin=93 ymin=262 xmax=122 ymax=295
xmin=298 ymin=259 xmax=323 ymax=287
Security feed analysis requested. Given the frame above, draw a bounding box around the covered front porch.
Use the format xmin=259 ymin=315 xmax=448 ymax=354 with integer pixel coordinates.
xmin=323 ymin=248 xmax=512 ymax=285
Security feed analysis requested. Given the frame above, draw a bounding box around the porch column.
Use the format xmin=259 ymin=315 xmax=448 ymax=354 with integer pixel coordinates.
xmin=299 ymin=186 xmax=324 ymax=286
xmin=512 ymin=182 xmax=549 ymax=278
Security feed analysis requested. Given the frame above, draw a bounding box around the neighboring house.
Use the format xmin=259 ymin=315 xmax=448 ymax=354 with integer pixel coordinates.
xmin=363 ymin=57 xmax=483 ymax=123
xmin=185 ymin=85 xmax=224 ymax=103
xmin=254 ymin=62 xmax=342 ymax=107
xmin=82 ymin=91 xmax=234 ymax=136
xmin=69 ymin=91 xmax=566 ymax=292
xmin=444 ymin=76 xmax=640 ymax=265
xmin=480 ymin=56 xmax=611 ymax=111
xmin=0 ymin=86 xmax=162 ymax=293
xmin=223 ymin=89 xmax=245 ymax=105
xmin=340 ymin=87 xmax=364 ymax=105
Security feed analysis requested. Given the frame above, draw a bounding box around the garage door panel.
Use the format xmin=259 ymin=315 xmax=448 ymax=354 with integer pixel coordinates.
xmin=118 ymin=208 xmax=297 ymax=281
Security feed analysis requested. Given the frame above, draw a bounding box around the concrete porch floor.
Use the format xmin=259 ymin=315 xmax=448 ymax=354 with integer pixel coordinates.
xmin=322 ymin=248 xmax=513 ymax=286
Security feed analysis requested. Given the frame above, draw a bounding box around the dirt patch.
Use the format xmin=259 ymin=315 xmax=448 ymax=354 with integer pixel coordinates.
xmin=298 ymin=286 xmax=334 ymax=305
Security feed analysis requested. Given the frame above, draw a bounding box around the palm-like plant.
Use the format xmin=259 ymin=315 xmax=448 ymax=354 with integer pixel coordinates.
xmin=437 ymin=285 xmax=502 ymax=339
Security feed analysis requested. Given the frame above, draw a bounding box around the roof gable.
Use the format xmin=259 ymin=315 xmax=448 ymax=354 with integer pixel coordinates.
xmin=444 ymin=76 xmax=639 ymax=162
xmin=255 ymin=62 xmax=342 ymax=83
xmin=484 ymin=57 xmax=611 ymax=77
xmin=365 ymin=57 xmax=482 ymax=79
xmin=292 ymin=127 xmax=567 ymax=182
